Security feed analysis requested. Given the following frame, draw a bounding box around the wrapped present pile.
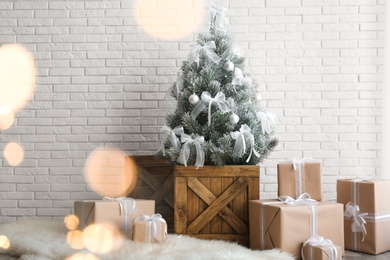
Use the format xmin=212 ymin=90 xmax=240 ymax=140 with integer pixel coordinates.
xmin=73 ymin=197 xmax=167 ymax=243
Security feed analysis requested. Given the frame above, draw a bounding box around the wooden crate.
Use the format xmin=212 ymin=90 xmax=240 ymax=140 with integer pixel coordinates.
xmin=128 ymin=155 xmax=174 ymax=233
xmin=174 ymin=165 xmax=260 ymax=246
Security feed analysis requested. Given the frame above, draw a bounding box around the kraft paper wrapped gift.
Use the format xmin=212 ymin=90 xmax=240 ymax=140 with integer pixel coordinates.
xmin=277 ymin=159 xmax=322 ymax=201
xmin=133 ymin=214 xmax=167 ymax=243
xmin=301 ymin=241 xmax=342 ymax=260
xmin=249 ymin=200 xmax=344 ymax=259
xmin=74 ymin=198 xmax=155 ymax=238
xmin=337 ymin=179 xmax=390 ymax=255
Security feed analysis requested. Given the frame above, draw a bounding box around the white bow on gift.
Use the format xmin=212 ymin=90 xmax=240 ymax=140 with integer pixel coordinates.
xmin=210 ymin=4 xmax=229 ymax=32
xmin=177 ymin=133 xmax=205 ymax=169
xmin=134 ymin=214 xmax=167 ymax=243
xmin=230 ymin=124 xmax=260 ymax=163
xmin=344 ymin=202 xmax=368 ymax=241
xmin=191 ymin=91 xmax=230 ymax=126
xmin=301 ymin=235 xmax=338 ymax=260
xmin=103 ymin=197 xmax=137 ymax=235
xmin=175 ymin=70 xmax=184 ymax=99
xmin=188 ymin=41 xmax=221 ymax=68
xmin=159 ymin=125 xmax=184 ymax=156
xmin=256 ymin=111 xmax=277 ymax=135
xmin=278 ymin=192 xmax=318 ymax=206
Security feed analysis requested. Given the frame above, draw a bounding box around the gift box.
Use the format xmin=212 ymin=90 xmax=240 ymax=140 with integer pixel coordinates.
xmin=337 ymin=179 xmax=390 ymax=255
xmin=133 ymin=214 xmax=167 ymax=243
xmin=74 ymin=198 xmax=155 ymax=238
xmin=249 ymin=200 xmax=344 ymax=259
xmin=301 ymin=239 xmax=342 ymax=260
xmin=277 ymin=159 xmax=322 ymax=201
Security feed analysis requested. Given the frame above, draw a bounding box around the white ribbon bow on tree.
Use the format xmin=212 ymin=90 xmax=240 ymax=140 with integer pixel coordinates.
xmin=103 ymin=197 xmax=137 ymax=235
xmin=134 ymin=214 xmax=167 ymax=243
xmin=301 ymin=235 xmax=338 ymax=260
xmin=256 ymin=111 xmax=277 ymax=135
xmin=344 ymin=202 xmax=368 ymax=241
xmin=211 ymin=5 xmax=229 ymax=32
xmin=191 ymin=91 xmax=230 ymax=126
xmin=159 ymin=125 xmax=184 ymax=156
xmin=231 ymin=68 xmax=251 ymax=93
xmin=230 ymin=124 xmax=260 ymax=163
xmin=175 ymin=71 xmax=184 ymax=99
xmin=188 ymin=41 xmax=222 ymax=68
xmin=177 ymin=133 xmax=205 ymax=169
xmin=278 ymin=192 xmax=319 ymax=206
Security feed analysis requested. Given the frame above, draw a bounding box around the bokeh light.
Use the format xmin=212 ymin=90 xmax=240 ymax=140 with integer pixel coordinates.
xmin=3 ymin=142 xmax=24 ymax=166
xmin=82 ymin=223 xmax=123 ymax=254
xmin=66 ymin=230 xmax=85 ymax=250
xmin=0 ymin=44 xmax=36 ymax=114
xmin=0 ymin=107 xmax=15 ymax=130
xmin=65 ymin=253 xmax=99 ymax=260
xmin=135 ymin=0 xmax=206 ymax=40
xmin=64 ymin=215 xmax=80 ymax=230
xmin=84 ymin=147 xmax=137 ymax=197
xmin=0 ymin=235 xmax=10 ymax=249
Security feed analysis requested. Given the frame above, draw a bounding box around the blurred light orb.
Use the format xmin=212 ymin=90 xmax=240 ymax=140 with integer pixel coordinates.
xmin=0 ymin=44 xmax=36 ymax=113
xmin=66 ymin=230 xmax=85 ymax=250
xmin=64 ymin=215 xmax=80 ymax=230
xmin=0 ymin=107 xmax=15 ymax=130
xmin=4 ymin=142 xmax=24 ymax=166
xmin=85 ymin=147 xmax=137 ymax=197
xmin=135 ymin=0 xmax=206 ymax=40
xmin=0 ymin=235 xmax=10 ymax=249
xmin=82 ymin=223 xmax=123 ymax=254
xmin=65 ymin=253 xmax=99 ymax=260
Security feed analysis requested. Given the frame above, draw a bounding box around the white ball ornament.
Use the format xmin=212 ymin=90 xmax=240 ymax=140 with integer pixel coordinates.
xmin=189 ymin=94 xmax=199 ymax=105
xmin=224 ymin=61 xmax=234 ymax=71
xmin=229 ymin=114 xmax=239 ymax=124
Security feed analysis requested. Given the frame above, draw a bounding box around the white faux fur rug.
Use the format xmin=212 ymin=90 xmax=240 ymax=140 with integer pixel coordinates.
xmin=0 ymin=219 xmax=293 ymax=260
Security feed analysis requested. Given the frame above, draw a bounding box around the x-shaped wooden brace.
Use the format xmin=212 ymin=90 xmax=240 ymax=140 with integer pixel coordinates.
xmin=186 ymin=176 xmax=249 ymax=234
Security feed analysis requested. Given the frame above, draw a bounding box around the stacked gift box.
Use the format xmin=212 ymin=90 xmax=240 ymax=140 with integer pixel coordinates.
xmin=73 ymin=198 xmax=167 ymax=243
xmin=249 ymin=158 xmax=390 ymax=259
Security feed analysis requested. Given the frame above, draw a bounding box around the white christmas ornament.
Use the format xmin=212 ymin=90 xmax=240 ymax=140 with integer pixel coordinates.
xmin=229 ymin=113 xmax=239 ymax=124
xmin=189 ymin=94 xmax=199 ymax=105
xmin=224 ymin=61 xmax=234 ymax=71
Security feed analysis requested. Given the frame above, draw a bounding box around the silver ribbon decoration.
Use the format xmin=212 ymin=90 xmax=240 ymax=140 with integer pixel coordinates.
xmin=278 ymin=192 xmax=319 ymax=206
xmin=177 ymin=133 xmax=205 ymax=169
xmin=301 ymin=235 xmax=338 ymax=260
xmin=191 ymin=91 xmax=230 ymax=126
xmin=231 ymin=68 xmax=252 ymax=93
xmin=175 ymin=71 xmax=184 ymax=99
xmin=292 ymin=158 xmax=314 ymax=198
xmin=134 ymin=214 xmax=167 ymax=243
xmin=344 ymin=202 xmax=368 ymax=241
xmin=188 ymin=41 xmax=222 ymax=68
xmin=159 ymin=124 xmax=184 ymax=156
xmin=256 ymin=111 xmax=277 ymax=135
xmin=211 ymin=5 xmax=229 ymax=32
xmin=103 ymin=197 xmax=137 ymax=236
xmin=230 ymin=124 xmax=260 ymax=163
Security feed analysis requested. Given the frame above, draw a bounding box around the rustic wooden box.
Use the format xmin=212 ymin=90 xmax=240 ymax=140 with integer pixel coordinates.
xmin=128 ymin=155 xmax=174 ymax=233
xmin=174 ymin=165 xmax=260 ymax=246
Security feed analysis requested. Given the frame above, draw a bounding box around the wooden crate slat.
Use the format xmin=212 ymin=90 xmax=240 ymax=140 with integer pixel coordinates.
xmin=150 ymin=172 xmax=174 ymax=206
xmin=174 ymin=176 xmax=188 ymax=234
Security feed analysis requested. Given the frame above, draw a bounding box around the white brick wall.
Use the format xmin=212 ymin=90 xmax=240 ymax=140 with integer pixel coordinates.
xmin=0 ymin=0 xmax=384 ymax=222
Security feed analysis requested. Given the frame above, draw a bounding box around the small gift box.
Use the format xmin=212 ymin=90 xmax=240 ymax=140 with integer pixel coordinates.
xmin=74 ymin=198 xmax=155 ymax=238
xmin=133 ymin=214 xmax=167 ymax=243
xmin=278 ymin=158 xmax=322 ymax=201
xmin=301 ymin=236 xmax=342 ymax=260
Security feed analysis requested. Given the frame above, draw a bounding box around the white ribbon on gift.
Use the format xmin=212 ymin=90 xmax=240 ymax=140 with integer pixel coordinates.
xmin=159 ymin=125 xmax=184 ymax=156
xmin=103 ymin=197 xmax=137 ymax=235
xmin=210 ymin=4 xmax=229 ymax=32
xmin=188 ymin=41 xmax=221 ymax=68
xmin=344 ymin=202 xmax=368 ymax=241
xmin=230 ymin=124 xmax=260 ymax=163
xmin=175 ymin=70 xmax=184 ymax=99
xmin=278 ymin=192 xmax=319 ymax=206
xmin=291 ymin=158 xmax=314 ymax=198
xmin=177 ymin=133 xmax=205 ymax=169
xmin=256 ymin=111 xmax=277 ymax=135
xmin=191 ymin=91 xmax=230 ymax=126
xmin=134 ymin=214 xmax=167 ymax=243
xmin=301 ymin=235 xmax=338 ymax=260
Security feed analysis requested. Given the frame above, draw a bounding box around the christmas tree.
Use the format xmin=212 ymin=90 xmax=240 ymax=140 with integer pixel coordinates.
xmin=157 ymin=4 xmax=278 ymax=168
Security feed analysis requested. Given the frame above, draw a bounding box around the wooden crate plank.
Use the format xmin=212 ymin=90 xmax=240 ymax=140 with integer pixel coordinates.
xmin=175 ymin=165 xmax=259 ymax=177
xmin=174 ymin=176 xmax=187 ymax=234
xmin=198 ymin=177 xmax=211 ymax=234
xmin=221 ymin=177 xmax=234 ymax=234
xmin=210 ymin=177 xmax=222 ymax=234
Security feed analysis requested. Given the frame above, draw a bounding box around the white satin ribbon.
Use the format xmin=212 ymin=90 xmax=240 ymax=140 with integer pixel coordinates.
xmin=177 ymin=133 xmax=205 ymax=169
xmin=191 ymin=91 xmax=230 ymax=126
xmin=256 ymin=111 xmax=276 ymax=135
xmin=278 ymin=192 xmax=318 ymax=206
xmin=292 ymin=158 xmax=314 ymax=197
xmin=134 ymin=214 xmax=167 ymax=243
xmin=159 ymin=125 xmax=184 ymax=156
xmin=230 ymin=124 xmax=260 ymax=162
xmin=344 ymin=202 xmax=368 ymax=241
xmin=103 ymin=197 xmax=137 ymax=235
xmin=231 ymin=68 xmax=252 ymax=92
xmin=188 ymin=41 xmax=221 ymax=68
xmin=302 ymin=235 xmax=338 ymax=260
xmin=175 ymin=71 xmax=184 ymax=99
xmin=210 ymin=4 xmax=229 ymax=32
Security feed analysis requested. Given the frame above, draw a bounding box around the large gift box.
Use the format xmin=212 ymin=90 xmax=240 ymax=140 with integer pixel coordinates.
xmin=301 ymin=241 xmax=342 ymax=260
xmin=277 ymin=159 xmax=322 ymax=201
xmin=337 ymin=179 xmax=390 ymax=254
xmin=249 ymin=200 xmax=344 ymax=259
xmin=74 ymin=198 xmax=155 ymax=238
xmin=133 ymin=214 xmax=167 ymax=243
